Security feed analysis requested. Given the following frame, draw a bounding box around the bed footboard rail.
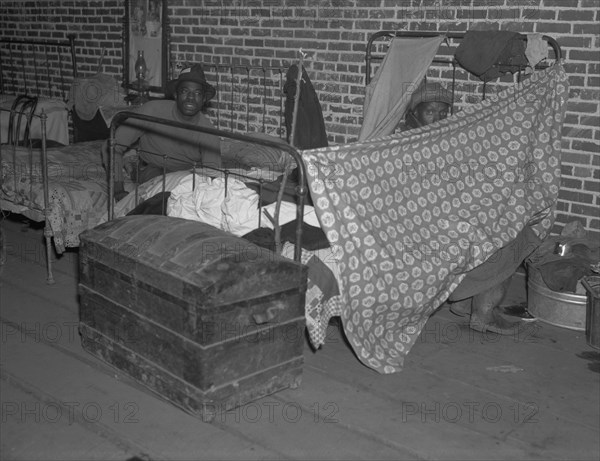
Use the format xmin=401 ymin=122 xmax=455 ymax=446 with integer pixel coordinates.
xmin=108 ymin=111 xmax=307 ymax=263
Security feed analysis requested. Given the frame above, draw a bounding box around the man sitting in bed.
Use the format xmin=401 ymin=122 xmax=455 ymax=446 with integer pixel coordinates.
xmin=404 ymin=81 xmax=536 ymax=335
xmin=102 ymin=64 xmax=221 ymax=201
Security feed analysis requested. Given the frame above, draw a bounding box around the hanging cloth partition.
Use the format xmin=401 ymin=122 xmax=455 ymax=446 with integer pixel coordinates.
xmin=359 ymin=36 xmax=444 ymax=141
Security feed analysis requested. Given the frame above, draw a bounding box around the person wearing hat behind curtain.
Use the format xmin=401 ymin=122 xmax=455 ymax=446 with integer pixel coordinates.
xmin=102 ymin=64 xmax=221 ymax=201
xmin=402 ymin=80 xmax=536 ymax=334
xmin=403 ymin=80 xmax=453 ymax=130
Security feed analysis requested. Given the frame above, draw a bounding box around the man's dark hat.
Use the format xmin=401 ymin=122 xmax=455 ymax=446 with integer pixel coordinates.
xmin=165 ymin=64 xmax=216 ymax=101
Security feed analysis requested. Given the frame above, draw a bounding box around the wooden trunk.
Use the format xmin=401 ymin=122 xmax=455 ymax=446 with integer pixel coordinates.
xmin=78 ymin=215 xmax=308 ymax=422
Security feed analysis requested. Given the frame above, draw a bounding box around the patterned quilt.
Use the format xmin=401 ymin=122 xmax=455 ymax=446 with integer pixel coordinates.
xmin=1 ymin=140 xmax=109 ymax=253
xmin=301 ymin=64 xmax=569 ymax=373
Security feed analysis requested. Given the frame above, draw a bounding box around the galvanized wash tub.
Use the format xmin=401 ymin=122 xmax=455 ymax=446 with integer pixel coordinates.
xmin=528 ymin=266 xmax=587 ymax=331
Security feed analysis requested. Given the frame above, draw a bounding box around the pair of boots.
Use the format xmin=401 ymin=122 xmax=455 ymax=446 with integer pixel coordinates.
xmin=449 ymin=278 xmax=535 ymax=335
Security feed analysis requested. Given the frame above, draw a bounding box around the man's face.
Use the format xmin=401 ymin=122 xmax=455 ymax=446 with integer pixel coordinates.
xmin=414 ymin=101 xmax=450 ymax=126
xmin=176 ymin=81 xmax=205 ymax=117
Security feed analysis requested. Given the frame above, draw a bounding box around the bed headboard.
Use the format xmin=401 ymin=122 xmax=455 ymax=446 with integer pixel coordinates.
xmin=0 ymin=34 xmax=78 ymax=102
xmin=365 ymin=30 xmax=562 ymax=101
xmin=196 ymin=62 xmax=288 ymax=140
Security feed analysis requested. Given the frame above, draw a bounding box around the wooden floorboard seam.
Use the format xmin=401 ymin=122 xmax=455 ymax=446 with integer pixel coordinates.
xmin=0 ymin=315 xmax=131 ymax=379
xmin=271 ymin=391 xmax=427 ymax=461
xmin=208 ymin=419 xmax=294 ymax=461
xmin=0 ymin=315 xmax=301 ymax=460
xmin=403 ymin=358 xmax=600 ymax=432
xmin=0 ymin=369 xmax=153 ymax=461
xmin=304 ymin=361 xmax=549 ymax=453
xmin=1 ymin=275 xmax=78 ymax=315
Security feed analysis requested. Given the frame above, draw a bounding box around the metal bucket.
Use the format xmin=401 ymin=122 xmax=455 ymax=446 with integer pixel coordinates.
xmin=582 ymin=276 xmax=600 ymax=350
xmin=527 ymin=267 xmax=586 ymax=331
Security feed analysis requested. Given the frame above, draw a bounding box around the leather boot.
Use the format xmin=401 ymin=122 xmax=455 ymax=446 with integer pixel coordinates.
xmin=470 ymin=277 xmax=530 ymax=335
xmin=449 ymin=298 xmax=471 ymax=317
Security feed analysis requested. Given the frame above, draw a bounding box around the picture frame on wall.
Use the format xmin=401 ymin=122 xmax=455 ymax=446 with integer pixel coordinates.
xmin=123 ymin=0 xmax=169 ymax=94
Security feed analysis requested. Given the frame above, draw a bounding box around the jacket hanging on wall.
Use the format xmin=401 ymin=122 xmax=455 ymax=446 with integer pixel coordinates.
xmin=284 ymin=64 xmax=328 ymax=150
xmin=454 ymin=30 xmax=529 ymax=81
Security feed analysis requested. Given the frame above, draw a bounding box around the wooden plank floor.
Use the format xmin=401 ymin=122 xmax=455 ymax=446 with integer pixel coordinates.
xmin=1 ymin=216 xmax=599 ymax=461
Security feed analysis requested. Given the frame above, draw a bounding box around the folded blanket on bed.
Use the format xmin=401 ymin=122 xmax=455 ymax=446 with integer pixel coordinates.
xmin=302 ymin=63 xmax=568 ymax=373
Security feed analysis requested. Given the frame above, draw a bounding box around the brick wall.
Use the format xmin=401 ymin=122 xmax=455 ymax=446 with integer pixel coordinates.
xmin=1 ymin=0 xmax=598 ymax=238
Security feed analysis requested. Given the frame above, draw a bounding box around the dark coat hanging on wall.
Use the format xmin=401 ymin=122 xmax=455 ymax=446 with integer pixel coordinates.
xmin=454 ymin=30 xmax=529 ymax=82
xmin=284 ymin=64 xmax=328 ymax=150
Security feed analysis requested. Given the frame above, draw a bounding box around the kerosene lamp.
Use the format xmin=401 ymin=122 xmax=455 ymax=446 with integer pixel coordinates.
xmin=134 ymin=50 xmax=149 ymax=103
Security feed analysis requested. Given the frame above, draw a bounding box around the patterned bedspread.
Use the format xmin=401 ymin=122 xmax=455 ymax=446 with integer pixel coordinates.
xmin=302 ymin=64 xmax=569 ymax=373
xmin=1 ymin=140 xmax=109 ymax=253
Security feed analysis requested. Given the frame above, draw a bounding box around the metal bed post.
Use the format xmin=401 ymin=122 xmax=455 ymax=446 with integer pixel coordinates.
xmin=44 ymin=44 xmax=51 ymax=97
xmin=31 ymin=44 xmax=40 ymax=97
xmin=214 ymin=64 xmax=221 ymax=129
xmin=19 ymin=44 xmax=27 ymax=96
xmin=245 ymin=66 xmax=250 ymax=132
xmin=230 ymin=66 xmax=235 ymax=131
xmin=67 ymin=34 xmax=78 ymax=79
xmin=0 ymin=46 xmax=4 ymax=93
xmin=278 ymin=69 xmax=284 ymax=138
xmin=39 ymin=110 xmax=55 ymax=284
xmin=108 ymin=125 xmax=116 ymax=221
xmin=57 ymin=43 xmax=67 ymax=102
xmin=8 ymin=46 xmax=15 ymax=93
xmin=261 ymin=66 xmax=267 ymax=133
